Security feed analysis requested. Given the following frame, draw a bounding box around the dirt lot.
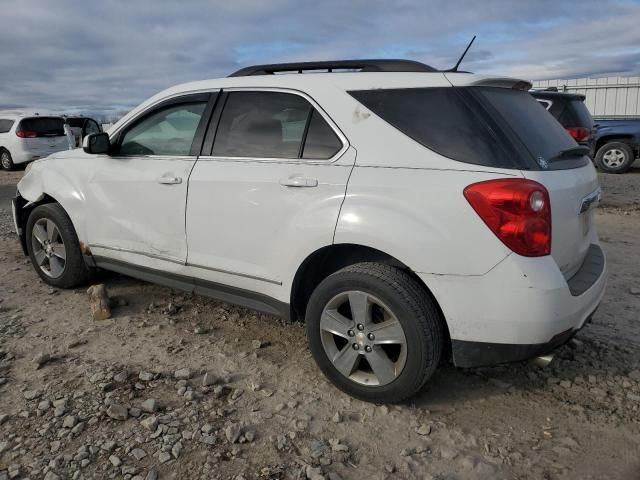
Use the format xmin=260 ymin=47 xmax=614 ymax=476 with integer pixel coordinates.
xmin=1 ymin=167 xmax=639 ymax=480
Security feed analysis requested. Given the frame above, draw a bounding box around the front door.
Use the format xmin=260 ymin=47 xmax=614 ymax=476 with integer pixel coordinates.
xmin=85 ymin=94 xmax=212 ymax=268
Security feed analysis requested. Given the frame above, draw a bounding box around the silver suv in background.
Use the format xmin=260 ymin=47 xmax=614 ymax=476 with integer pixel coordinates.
xmin=0 ymin=115 xmax=68 ymax=170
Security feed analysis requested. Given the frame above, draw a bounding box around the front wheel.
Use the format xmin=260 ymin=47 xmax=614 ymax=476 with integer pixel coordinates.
xmin=1 ymin=150 xmax=14 ymax=171
xmin=595 ymin=141 xmax=635 ymax=174
xmin=26 ymin=203 xmax=90 ymax=288
xmin=305 ymin=263 xmax=444 ymax=403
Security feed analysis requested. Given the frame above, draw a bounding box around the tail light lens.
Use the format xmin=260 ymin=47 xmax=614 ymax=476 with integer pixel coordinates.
xmin=566 ymin=127 xmax=591 ymax=142
xmin=16 ymin=130 xmax=38 ymax=138
xmin=464 ymin=179 xmax=551 ymax=257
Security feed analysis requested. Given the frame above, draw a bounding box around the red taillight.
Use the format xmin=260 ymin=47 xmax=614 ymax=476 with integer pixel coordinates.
xmin=566 ymin=127 xmax=591 ymax=142
xmin=464 ymin=179 xmax=551 ymax=257
xmin=16 ymin=130 xmax=38 ymax=138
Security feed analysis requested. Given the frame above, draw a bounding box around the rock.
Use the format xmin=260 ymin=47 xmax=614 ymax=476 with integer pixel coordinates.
xmin=101 ymin=441 xmax=117 ymax=452
xmin=44 ymin=472 xmax=60 ymax=480
xmin=0 ymin=441 xmax=8 ymax=453
xmin=158 ymin=451 xmax=171 ymax=463
xmin=109 ymin=455 xmax=122 ymax=467
xmin=62 ymin=415 xmax=77 ymax=429
xmin=0 ymin=414 xmax=8 ymax=425
xmin=331 ymin=412 xmax=342 ymax=423
xmin=145 ymin=468 xmax=159 ymax=480
xmin=629 ymin=287 xmax=640 ymax=295
xmin=440 ymin=446 xmax=458 ymax=460
xmin=141 ymin=416 xmax=158 ymax=431
xmin=251 ymin=340 xmax=263 ymax=349
xmin=33 ymin=352 xmax=51 ymax=368
xmin=87 ymin=284 xmax=111 ymax=320
xmin=559 ymin=380 xmax=572 ymax=389
xmin=37 ymin=400 xmax=52 ymax=411
xmin=244 ymin=429 xmax=255 ymax=443
xmin=416 ymin=424 xmax=432 ymax=436
xmin=202 ymin=372 xmax=218 ymax=387
xmin=174 ymin=368 xmax=192 ymax=380
xmin=106 ymin=404 xmax=129 ymax=421
xmin=305 ymin=465 xmax=324 ymax=480
xmin=113 ymin=371 xmax=128 ymax=382
xmin=230 ymin=388 xmax=244 ymax=401
xmin=139 ymin=372 xmax=154 ymax=382
xmin=23 ymin=389 xmax=41 ymax=400
xmin=171 ymin=441 xmax=182 ymax=458
xmin=225 ymin=423 xmax=242 ymax=443
xmin=131 ymin=448 xmax=147 ymax=461
xmin=628 ymin=370 xmax=640 ymax=382
xmin=129 ymin=407 xmax=142 ymax=418
xmin=141 ymin=399 xmax=158 ymax=413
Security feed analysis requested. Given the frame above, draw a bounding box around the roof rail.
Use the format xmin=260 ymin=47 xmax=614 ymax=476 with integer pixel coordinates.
xmin=228 ymin=59 xmax=436 ymax=77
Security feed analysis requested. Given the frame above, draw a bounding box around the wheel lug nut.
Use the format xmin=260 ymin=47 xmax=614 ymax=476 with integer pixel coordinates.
xmin=347 ymin=330 xmax=355 ymax=337
xmin=365 ymin=345 xmax=372 ymax=353
xmin=352 ymin=344 xmax=360 ymax=350
xmin=357 ymin=324 xmax=364 ymax=331
xmin=367 ymin=333 xmax=375 ymax=341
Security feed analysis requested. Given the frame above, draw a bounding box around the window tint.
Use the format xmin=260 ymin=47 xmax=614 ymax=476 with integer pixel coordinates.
xmin=18 ymin=117 xmax=64 ymax=136
xmin=558 ymin=100 xmax=594 ymax=128
xmin=0 ymin=119 xmax=14 ymax=133
xmin=349 ymin=88 xmax=515 ymax=168
xmin=302 ymin=110 xmax=342 ymax=159
xmin=213 ymin=91 xmax=311 ymax=158
xmin=119 ymin=102 xmax=206 ymax=156
xmin=478 ymin=88 xmax=576 ymax=163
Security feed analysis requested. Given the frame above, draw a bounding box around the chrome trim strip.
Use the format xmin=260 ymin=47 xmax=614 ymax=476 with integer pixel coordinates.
xmin=580 ymin=189 xmax=602 ymax=214
xmin=89 ymin=244 xmax=185 ymax=265
xmin=88 ymin=244 xmax=282 ymax=285
xmin=186 ymin=262 xmax=282 ymax=285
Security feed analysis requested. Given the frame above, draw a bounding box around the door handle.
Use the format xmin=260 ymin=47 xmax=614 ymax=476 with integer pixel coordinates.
xmin=279 ymin=175 xmax=318 ymax=188
xmin=157 ymin=176 xmax=182 ymax=185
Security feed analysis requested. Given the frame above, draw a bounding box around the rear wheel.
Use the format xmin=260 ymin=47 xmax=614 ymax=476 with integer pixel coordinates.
xmin=595 ymin=141 xmax=635 ymax=173
xmin=305 ymin=263 xmax=443 ymax=403
xmin=1 ymin=150 xmax=14 ymax=171
xmin=26 ymin=203 xmax=90 ymax=288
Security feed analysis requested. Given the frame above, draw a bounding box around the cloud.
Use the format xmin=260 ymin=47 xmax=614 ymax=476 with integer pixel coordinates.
xmin=0 ymin=0 xmax=638 ymax=117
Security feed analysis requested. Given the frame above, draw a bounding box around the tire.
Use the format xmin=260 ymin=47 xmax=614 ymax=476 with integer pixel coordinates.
xmin=26 ymin=203 xmax=90 ymax=288
xmin=595 ymin=141 xmax=635 ymax=174
xmin=305 ymin=262 xmax=443 ymax=403
xmin=1 ymin=150 xmax=14 ymax=171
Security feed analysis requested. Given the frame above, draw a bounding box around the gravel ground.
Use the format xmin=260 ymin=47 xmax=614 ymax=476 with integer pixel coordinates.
xmin=0 ymin=169 xmax=639 ymax=480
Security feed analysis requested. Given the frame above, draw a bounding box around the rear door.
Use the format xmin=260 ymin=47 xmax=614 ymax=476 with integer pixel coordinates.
xmin=17 ymin=117 xmax=68 ymax=154
xmin=185 ymin=89 xmax=354 ymax=295
xmin=85 ymin=93 xmax=214 ymax=267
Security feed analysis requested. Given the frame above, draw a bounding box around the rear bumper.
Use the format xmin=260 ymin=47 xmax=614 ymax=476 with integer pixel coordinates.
xmin=418 ymin=243 xmax=607 ymax=368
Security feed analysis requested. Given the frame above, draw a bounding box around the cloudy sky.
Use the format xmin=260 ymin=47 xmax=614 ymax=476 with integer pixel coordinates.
xmin=1 ymin=0 xmax=639 ymax=117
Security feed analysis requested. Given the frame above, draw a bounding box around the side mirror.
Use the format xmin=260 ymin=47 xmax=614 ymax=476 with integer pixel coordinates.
xmin=83 ymin=132 xmax=110 ymax=154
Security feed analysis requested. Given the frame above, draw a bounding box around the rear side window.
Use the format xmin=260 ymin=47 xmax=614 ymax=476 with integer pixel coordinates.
xmin=478 ymin=88 xmax=576 ymax=164
xmin=18 ymin=117 xmax=65 ymax=137
xmin=0 ymin=119 xmax=14 ymax=133
xmin=349 ymin=88 xmax=517 ymax=169
xmin=302 ymin=110 xmax=342 ymax=159
xmin=213 ymin=91 xmax=343 ymax=160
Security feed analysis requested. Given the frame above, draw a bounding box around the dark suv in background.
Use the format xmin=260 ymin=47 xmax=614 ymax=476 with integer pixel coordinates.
xmin=531 ymin=90 xmax=595 ymax=156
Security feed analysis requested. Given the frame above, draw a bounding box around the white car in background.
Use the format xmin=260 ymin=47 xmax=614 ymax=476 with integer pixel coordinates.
xmin=12 ymin=60 xmax=607 ymax=403
xmin=0 ymin=114 xmax=69 ymax=170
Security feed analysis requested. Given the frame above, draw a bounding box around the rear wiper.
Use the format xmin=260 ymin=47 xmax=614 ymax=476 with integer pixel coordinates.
xmin=548 ymin=145 xmax=591 ymax=162
xmin=557 ymin=145 xmax=591 ymax=158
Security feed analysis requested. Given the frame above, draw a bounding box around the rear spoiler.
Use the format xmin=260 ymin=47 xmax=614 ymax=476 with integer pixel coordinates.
xmin=444 ymin=73 xmax=532 ymax=91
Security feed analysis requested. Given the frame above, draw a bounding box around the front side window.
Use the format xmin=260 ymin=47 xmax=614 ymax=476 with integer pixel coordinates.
xmin=119 ymin=102 xmax=206 ymax=156
xmin=213 ymin=91 xmax=343 ymax=160
xmin=0 ymin=119 xmax=14 ymax=133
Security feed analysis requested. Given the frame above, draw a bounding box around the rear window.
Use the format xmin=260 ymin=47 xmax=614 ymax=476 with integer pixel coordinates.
xmin=18 ymin=117 xmax=65 ymax=136
xmin=558 ymin=100 xmax=594 ymax=128
xmin=350 ymin=87 xmax=581 ymax=170
xmin=0 ymin=119 xmax=14 ymax=133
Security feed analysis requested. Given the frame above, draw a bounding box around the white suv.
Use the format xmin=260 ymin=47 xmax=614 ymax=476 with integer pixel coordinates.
xmin=0 ymin=114 xmax=69 ymax=170
xmin=12 ymin=60 xmax=607 ymax=402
